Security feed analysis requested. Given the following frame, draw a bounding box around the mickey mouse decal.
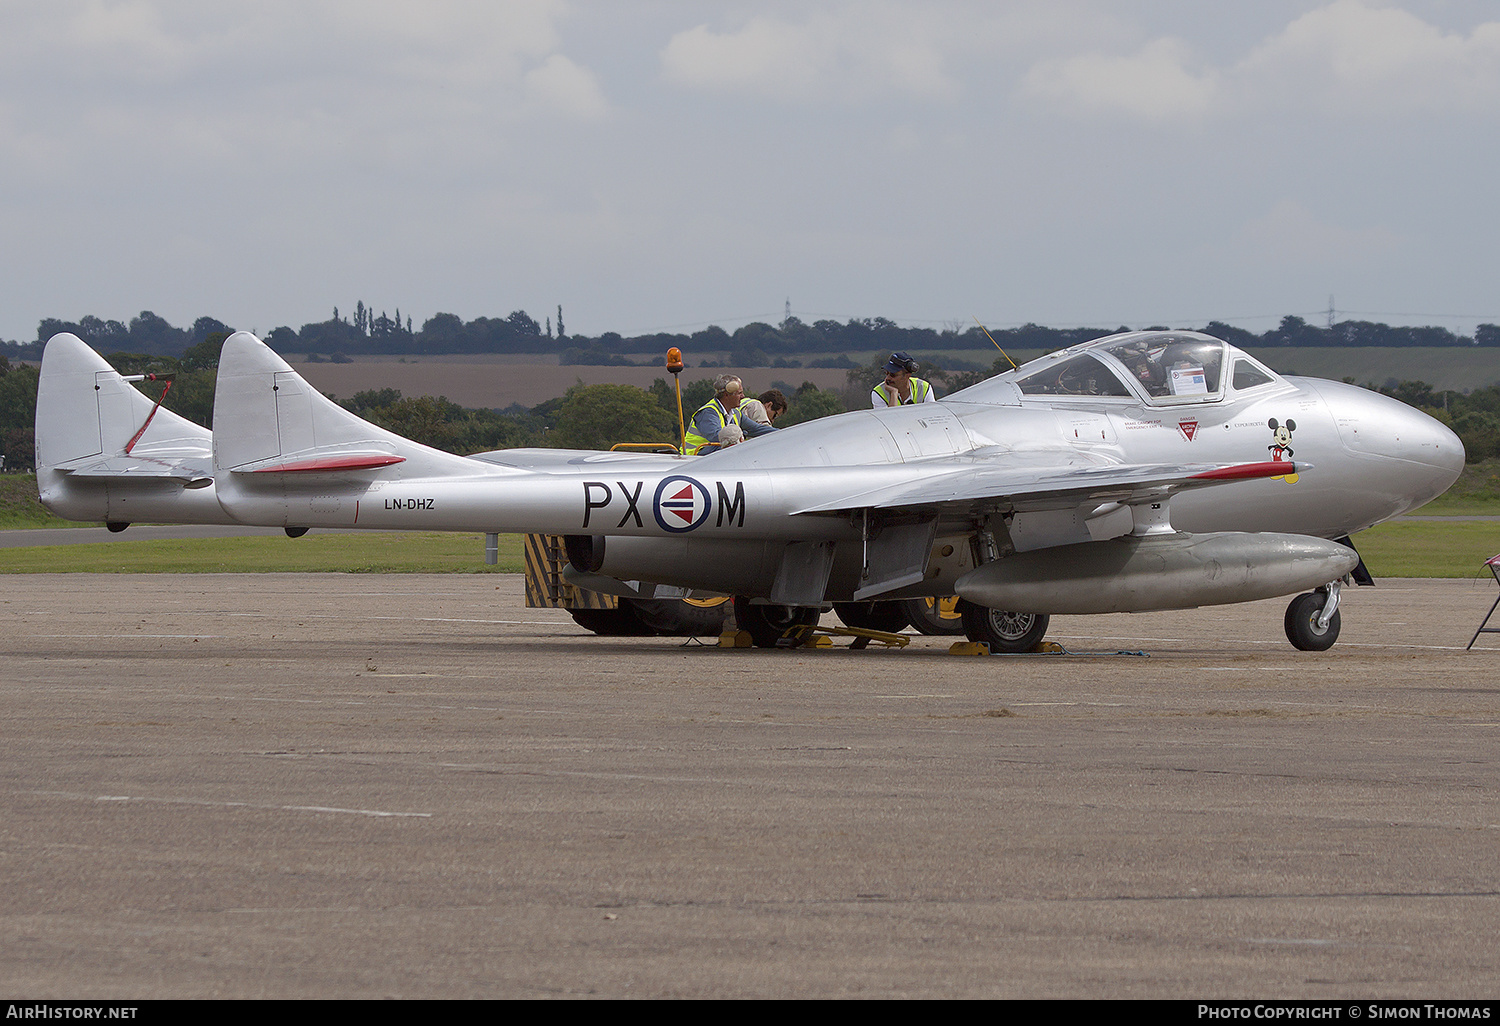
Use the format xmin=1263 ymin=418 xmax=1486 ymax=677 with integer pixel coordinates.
xmin=1267 ymin=417 xmax=1298 ymax=483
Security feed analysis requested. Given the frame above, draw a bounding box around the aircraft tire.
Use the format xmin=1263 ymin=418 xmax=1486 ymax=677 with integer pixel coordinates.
xmin=833 ymin=600 xmax=910 ymax=634
xmin=625 ymin=598 xmax=732 ymax=637
xmin=733 ymin=597 xmax=819 ymax=648
xmin=568 ymin=607 xmax=656 ymax=636
xmin=902 ymin=596 xmax=967 ymax=636
xmin=958 ymin=601 xmax=1050 ymax=653
xmin=1284 ymin=592 xmax=1341 ymax=651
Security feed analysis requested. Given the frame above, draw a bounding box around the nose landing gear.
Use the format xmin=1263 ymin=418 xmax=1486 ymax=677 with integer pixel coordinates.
xmin=1285 ymin=582 xmax=1342 ymax=651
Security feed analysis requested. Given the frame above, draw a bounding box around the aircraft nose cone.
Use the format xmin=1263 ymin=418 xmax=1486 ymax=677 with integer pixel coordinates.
xmin=1392 ymin=397 xmax=1465 ymax=478
xmin=1425 ymin=414 xmax=1467 ymax=480
xmin=1309 ymin=379 xmax=1465 ymax=514
xmin=1364 ymin=391 xmax=1466 ymax=511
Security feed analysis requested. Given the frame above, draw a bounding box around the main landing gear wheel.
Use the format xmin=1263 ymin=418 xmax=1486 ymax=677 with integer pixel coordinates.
xmin=833 ymin=600 xmax=911 ymax=634
xmin=902 ymin=596 xmax=967 ymax=636
xmin=627 ymin=597 xmax=732 ymax=637
xmin=568 ymin=606 xmax=656 ymax=636
xmin=569 ymin=598 xmax=732 ymax=637
xmin=958 ymin=601 xmax=1051 ymax=653
xmin=733 ymin=597 xmax=820 ymax=648
xmin=1284 ymin=591 xmax=1341 ymax=651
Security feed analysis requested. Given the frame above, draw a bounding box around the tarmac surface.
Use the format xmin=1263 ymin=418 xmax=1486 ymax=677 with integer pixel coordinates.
xmin=1 ymin=573 xmax=1497 ymax=999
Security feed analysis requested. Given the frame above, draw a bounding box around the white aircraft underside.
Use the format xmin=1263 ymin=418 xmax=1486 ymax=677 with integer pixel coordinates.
xmin=34 ymin=328 xmax=1465 ymax=651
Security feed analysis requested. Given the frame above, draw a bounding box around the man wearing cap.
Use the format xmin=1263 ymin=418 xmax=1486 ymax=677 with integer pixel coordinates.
xmin=871 ymin=352 xmax=938 ymax=407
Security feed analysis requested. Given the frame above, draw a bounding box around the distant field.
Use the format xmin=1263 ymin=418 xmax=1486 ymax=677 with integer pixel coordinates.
xmin=293 ymin=359 xmax=856 ymax=409
xmin=285 ymin=346 xmax=1500 ymax=406
xmin=1243 ymin=347 xmax=1500 ymax=391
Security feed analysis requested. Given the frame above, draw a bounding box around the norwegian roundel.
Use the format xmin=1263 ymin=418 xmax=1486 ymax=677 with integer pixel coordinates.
xmin=653 ymin=475 xmax=712 ymax=533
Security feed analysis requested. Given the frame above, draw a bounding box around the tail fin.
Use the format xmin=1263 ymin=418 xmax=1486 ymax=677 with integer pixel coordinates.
xmin=211 ymin=333 xmax=494 ymax=526
xmin=34 ymin=333 xmax=110 ymax=470
xmin=212 ymin=331 xmax=478 ymax=476
xmin=34 ymin=333 xmax=229 ymax=524
xmin=36 ymin=333 xmax=213 ymax=475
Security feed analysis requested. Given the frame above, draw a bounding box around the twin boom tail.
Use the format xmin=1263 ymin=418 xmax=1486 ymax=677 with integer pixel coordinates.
xmin=36 ymin=331 xmax=1375 ymax=626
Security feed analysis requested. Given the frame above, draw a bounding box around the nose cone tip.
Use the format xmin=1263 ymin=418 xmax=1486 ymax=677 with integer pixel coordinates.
xmin=1420 ymin=413 xmax=1466 ymax=477
xmin=1313 ymin=379 xmax=1466 ymax=516
xmin=1409 ymin=412 xmax=1466 ymax=509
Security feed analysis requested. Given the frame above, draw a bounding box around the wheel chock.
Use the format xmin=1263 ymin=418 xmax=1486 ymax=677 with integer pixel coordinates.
xmin=780 ymin=624 xmax=908 ymax=649
xmin=719 ymin=630 xmax=754 ymax=648
xmin=948 ymin=641 xmax=990 ymax=656
xmin=774 ymin=630 xmax=834 ymax=649
xmin=1032 ymin=641 xmax=1065 ymax=654
xmin=834 ymin=626 xmax=905 ymax=648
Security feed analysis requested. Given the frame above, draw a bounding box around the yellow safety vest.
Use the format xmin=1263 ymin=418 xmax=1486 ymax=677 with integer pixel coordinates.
xmin=684 ymin=398 xmax=739 ymax=453
xmin=873 ymin=378 xmax=933 ymax=406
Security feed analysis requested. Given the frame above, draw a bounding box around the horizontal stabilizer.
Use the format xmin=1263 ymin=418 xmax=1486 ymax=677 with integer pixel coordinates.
xmin=230 ymin=452 xmax=407 ymax=474
xmin=53 ymin=454 xmax=213 ymax=486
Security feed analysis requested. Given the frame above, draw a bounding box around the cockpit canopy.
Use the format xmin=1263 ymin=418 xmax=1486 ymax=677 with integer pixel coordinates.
xmin=950 ymin=330 xmax=1284 ymax=407
xmin=1094 ymin=333 xmax=1223 ymax=401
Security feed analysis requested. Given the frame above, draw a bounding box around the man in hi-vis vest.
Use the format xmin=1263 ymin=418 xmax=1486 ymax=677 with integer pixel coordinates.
xmin=684 ymin=374 xmax=776 ymax=452
xmin=871 ymin=352 xmax=937 ymax=407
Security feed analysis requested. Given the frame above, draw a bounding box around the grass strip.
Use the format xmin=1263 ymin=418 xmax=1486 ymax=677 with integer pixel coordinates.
xmin=1353 ymin=520 xmax=1500 ymax=578
xmin=0 ymin=474 xmax=84 ymax=528
xmin=0 ymin=521 xmax=1495 ymax=579
xmin=1418 ymin=456 xmax=1500 ymax=514
xmin=0 ymin=531 xmax=526 ymax=573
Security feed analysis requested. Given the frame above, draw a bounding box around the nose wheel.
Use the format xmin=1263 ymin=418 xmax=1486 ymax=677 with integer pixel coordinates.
xmin=1284 ymin=584 xmax=1342 ymax=651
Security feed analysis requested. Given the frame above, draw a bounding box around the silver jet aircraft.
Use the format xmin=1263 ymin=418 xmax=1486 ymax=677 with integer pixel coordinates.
xmin=34 ymin=329 xmax=1464 ymax=651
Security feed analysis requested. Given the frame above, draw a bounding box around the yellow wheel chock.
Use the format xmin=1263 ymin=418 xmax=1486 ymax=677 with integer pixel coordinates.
xmin=777 ymin=623 xmax=909 ymax=650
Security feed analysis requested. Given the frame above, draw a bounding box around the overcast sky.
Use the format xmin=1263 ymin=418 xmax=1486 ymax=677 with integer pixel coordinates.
xmin=3 ymin=0 xmax=1498 ymax=344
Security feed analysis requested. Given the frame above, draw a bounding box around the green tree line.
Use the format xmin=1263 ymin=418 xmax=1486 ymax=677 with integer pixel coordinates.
xmin=8 ymin=308 xmax=1500 ymax=366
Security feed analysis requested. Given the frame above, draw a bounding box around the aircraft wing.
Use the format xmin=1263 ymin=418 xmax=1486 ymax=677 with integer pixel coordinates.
xmin=468 ymin=448 xmax=685 ymax=472
xmin=791 ymin=459 xmax=1298 ymax=517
